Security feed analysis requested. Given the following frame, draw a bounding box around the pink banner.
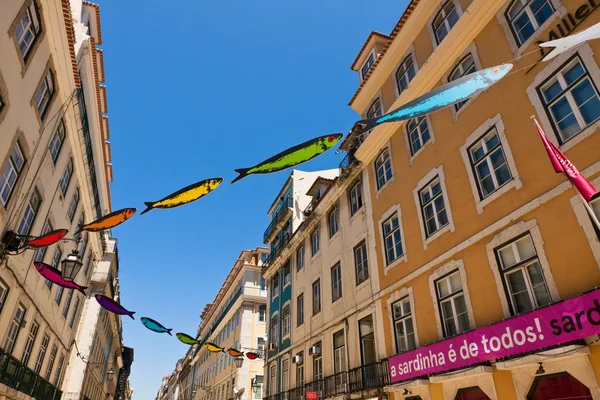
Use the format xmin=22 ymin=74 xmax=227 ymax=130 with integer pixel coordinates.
xmin=388 ymin=289 xmax=600 ymax=383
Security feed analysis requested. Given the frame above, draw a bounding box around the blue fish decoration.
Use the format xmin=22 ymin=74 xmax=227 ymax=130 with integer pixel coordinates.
xmin=141 ymin=317 xmax=172 ymax=336
xmin=354 ymin=64 xmax=513 ymax=134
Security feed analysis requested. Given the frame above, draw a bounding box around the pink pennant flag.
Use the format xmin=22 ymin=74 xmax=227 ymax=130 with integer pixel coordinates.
xmin=532 ymin=116 xmax=597 ymax=202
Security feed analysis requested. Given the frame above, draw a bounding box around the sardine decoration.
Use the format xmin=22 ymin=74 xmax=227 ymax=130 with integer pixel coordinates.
xmin=76 ymin=208 xmax=136 ymax=234
xmin=141 ymin=178 xmax=223 ymax=215
xmin=94 ymin=294 xmax=136 ymax=319
xmin=204 ymin=342 xmax=226 ymax=353
xmin=33 ymin=262 xmax=88 ymax=295
xmin=539 ymin=22 xmax=600 ymax=62
xmin=354 ymin=64 xmax=513 ymax=135
xmin=227 ymin=348 xmax=244 ymax=357
xmin=26 ymin=229 xmax=68 ymax=248
xmin=176 ymin=333 xmax=199 ymax=345
xmin=141 ymin=317 xmax=172 ymax=335
xmin=231 ymin=134 xmax=343 ymax=184
xmin=245 ymin=352 xmax=260 ymax=360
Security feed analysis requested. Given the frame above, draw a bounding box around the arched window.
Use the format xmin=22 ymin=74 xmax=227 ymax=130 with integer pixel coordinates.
xmin=449 ymin=54 xmax=477 ymax=111
xmin=506 ymin=0 xmax=554 ymax=46
xmin=367 ymin=98 xmax=382 ymax=119
xmin=374 ymin=148 xmax=392 ymax=190
xmin=454 ymin=386 xmax=490 ymax=400
xmin=396 ymin=55 xmax=416 ymax=96
xmin=432 ymin=1 xmax=459 ymax=44
xmin=527 ymin=373 xmax=592 ymax=400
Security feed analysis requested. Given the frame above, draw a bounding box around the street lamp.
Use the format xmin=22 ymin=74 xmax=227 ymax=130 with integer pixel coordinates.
xmin=251 ymin=378 xmax=260 ymax=394
xmin=234 ymin=356 xmax=244 ymax=368
xmin=60 ymin=250 xmax=83 ymax=281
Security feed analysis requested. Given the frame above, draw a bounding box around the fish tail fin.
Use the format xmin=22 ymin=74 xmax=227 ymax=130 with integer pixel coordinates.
xmin=231 ymin=168 xmax=250 ymax=184
xmin=140 ymin=202 xmax=155 ymax=216
xmin=354 ymin=118 xmax=379 ymax=135
xmin=78 ymin=286 xmax=88 ymax=296
xmin=128 ymin=311 xmax=136 ymax=320
xmin=167 ymin=329 xmax=173 ymax=336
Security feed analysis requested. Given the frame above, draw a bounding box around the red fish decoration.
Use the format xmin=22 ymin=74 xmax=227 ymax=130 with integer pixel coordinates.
xmin=26 ymin=229 xmax=68 ymax=248
xmin=245 ymin=352 xmax=260 ymax=360
xmin=34 ymin=262 xmax=88 ymax=295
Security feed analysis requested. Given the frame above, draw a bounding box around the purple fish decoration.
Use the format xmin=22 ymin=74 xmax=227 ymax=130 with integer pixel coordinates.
xmin=34 ymin=262 xmax=88 ymax=295
xmin=94 ymin=294 xmax=136 ymax=319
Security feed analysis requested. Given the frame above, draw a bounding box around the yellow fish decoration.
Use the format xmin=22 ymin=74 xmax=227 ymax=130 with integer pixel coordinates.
xmin=227 ymin=348 xmax=244 ymax=357
xmin=204 ymin=342 xmax=226 ymax=353
xmin=141 ymin=178 xmax=223 ymax=215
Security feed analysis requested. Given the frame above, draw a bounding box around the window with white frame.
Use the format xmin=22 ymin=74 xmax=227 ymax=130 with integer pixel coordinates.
xmin=506 ymin=0 xmax=554 ymax=46
xmin=382 ymin=213 xmax=404 ymax=265
xmin=49 ymin=119 xmax=65 ymax=164
xmin=4 ymin=303 xmax=26 ymax=354
xmin=272 ymin=274 xmax=279 ymax=298
xmin=349 ymin=180 xmax=363 ymax=216
xmin=419 ymin=177 xmax=449 ymax=238
xmin=296 ymin=245 xmax=304 ymax=272
xmin=33 ymin=220 xmax=52 ymax=264
xmin=361 ymin=53 xmax=375 ymax=80
xmin=282 ymin=305 xmax=291 ymax=338
xmin=14 ymin=0 xmax=41 ymax=60
xmin=45 ymin=344 xmax=57 ymax=380
xmin=333 ymin=330 xmax=348 ymax=388
xmin=283 ymin=260 xmax=291 ymax=287
xmin=496 ymin=233 xmax=552 ymax=315
xmin=282 ymin=359 xmax=289 ymax=392
xmin=328 ymin=205 xmax=339 ymax=238
xmin=0 ymin=279 xmax=8 ymax=314
xmin=396 ymin=55 xmax=416 ymax=96
xmin=17 ymin=189 xmax=41 ymax=236
xmin=258 ymin=337 xmax=265 ymax=353
xmin=270 ymin=315 xmax=279 ymax=343
xmin=67 ymin=187 xmax=80 ymax=222
xmin=449 ymin=54 xmax=477 ymax=111
xmin=269 ymin=364 xmax=277 ymax=395
xmin=433 ymin=1 xmax=459 ymax=44
xmin=0 ymin=142 xmax=26 ymax=206
xmin=538 ymin=56 xmax=600 ymax=143
xmin=331 ymin=263 xmax=342 ymax=302
xmin=34 ymin=70 xmax=55 ymax=118
xmin=407 ymin=117 xmax=430 ymax=156
xmin=354 ymin=241 xmax=369 ymax=285
xmin=435 ymin=271 xmax=470 ymax=337
xmin=312 ymin=279 xmax=321 ymax=315
xmin=254 ymin=376 xmax=263 ymax=399
xmin=313 ymin=343 xmax=323 ymax=381
xmin=297 ymin=293 xmax=304 ymax=326
xmin=296 ymin=353 xmax=304 ymax=387
xmin=258 ymin=304 xmax=266 ymax=322
xmin=21 ymin=320 xmax=39 ymax=366
xmin=375 ymin=148 xmax=393 ymax=190
xmin=69 ymin=296 xmax=80 ymax=328
xmin=59 ymin=158 xmax=74 ymax=195
xmin=468 ymin=127 xmax=513 ymax=199
xmin=311 ymin=225 xmax=320 ymax=256
xmin=392 ymin=297 xmax=416 ymax=353
xmin=53 ymin=353 xmax=64 ymax=385
xmin=360 ymin=98 xmax=383 ymax=144
xmin=34 ymin=333 xmax=49 ymax=374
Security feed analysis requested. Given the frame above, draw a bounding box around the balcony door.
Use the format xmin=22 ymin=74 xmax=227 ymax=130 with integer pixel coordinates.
xmin=359 ymin=315 xmax=377 ymax=388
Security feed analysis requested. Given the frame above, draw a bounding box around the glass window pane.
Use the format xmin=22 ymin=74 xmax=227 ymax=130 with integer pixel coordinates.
xmin=516 ymin=236 xmax=536 ymax=260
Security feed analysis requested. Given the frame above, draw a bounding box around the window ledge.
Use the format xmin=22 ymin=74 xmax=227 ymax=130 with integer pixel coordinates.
xmin=376 ymin=176 xmax=396 ymax=199
xmin=384 ymin=254 xmax=408 ymax=275
xmin=328 ymin=231 xmax=340 ymax=244
xmin=559 ymin=119 xmax=600 ymax=153
xmin=283 ymin=281 xmax=291 ymax=290
xmin=408 ymin=139 xmax=435 ymax=166
xmin=475 ymin=177 xmax=523 ymax=215
xmin=310 ymin=252 xmax=322 ymax=263
xmin=451 ymin=94 xmax=480 ymax=123
xmin=505 ymin=8 xmax=566 ymax=59
xmin=423 ymin=223 xmax=454 ymax=250
xmin=349 ymin=207 xmax=365 ymax=223
xmin=356 ymin=277 xmax=370 ymax=289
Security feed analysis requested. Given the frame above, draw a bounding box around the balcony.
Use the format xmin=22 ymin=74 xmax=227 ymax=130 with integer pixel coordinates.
xmin=263 ymin=234 xmax=291 ymax=266
xmin=264 ymin=196 xmax=294 ymax=243
xmin=91 ymin=271 xmax=115 ymax=296
xmin=339 ymin=152 xmax=358 ymax=178
xmin=264 ymin=361 xmax=388 ymax=400
xmin=0 ymin=347 xmax=62 ymax=400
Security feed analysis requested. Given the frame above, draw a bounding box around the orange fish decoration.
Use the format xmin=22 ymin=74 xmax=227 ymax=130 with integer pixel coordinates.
xmin=25 ymin=229 xmax=68 ymax=248
xmin=245 ymin=352 xmax=260 ymax=360
xmin=227 ymin=348 xmax=244 ymax=357
xmin=75 ymin=208 xmax=136 ymax=234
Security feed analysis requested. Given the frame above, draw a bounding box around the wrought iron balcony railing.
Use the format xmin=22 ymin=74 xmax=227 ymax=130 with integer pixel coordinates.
xmin=339 ymin=152 xmax=358 ymax=177
xmin=264 ymin=196 xmax=294 ymax=243
xmin=263 ymin=234 xmax=291 ymax=266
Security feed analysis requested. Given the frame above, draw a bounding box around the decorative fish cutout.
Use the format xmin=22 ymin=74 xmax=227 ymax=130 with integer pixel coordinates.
xmin=76 ymin=208 xmax=136 ymax=234
xmin=141 ymin=317 xmax=172 ymax=335
xmin=354 ymin=64 xmax=513 ymax=135
xmin=176 ymin=332 xmax=199 ymax=345
xmin=26 ymin=229 xmax=68 ymax=248
xmin=33 ymin=262 xmax=88 ymax=295
xmin=204 ymin=342 xmax=226 ymax=353
xmin=94 ymin=294 xmax=136 ymax=319
xmin=539 ymin=22 xmax=600 ymax=62
xmin=231 ymin=134 xmax=343 ymax=184
xmin=245 ymin=352 xmax=260 ymax=360
xmin=227 ymin=348 xmax=244 ymax=357
xmin=141 ymin=178 xmax=223 ymax=215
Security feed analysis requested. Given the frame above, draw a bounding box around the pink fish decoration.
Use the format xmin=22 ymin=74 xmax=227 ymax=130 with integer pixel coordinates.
xmin=34 ymin=262 xmax=88 ymax=295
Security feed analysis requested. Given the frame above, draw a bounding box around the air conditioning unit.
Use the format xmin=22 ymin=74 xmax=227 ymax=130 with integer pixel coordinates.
xmin=308 ymin=346 xmax=321 ymax=356
xmin=292 ymin=354 xmax=303 ymax=364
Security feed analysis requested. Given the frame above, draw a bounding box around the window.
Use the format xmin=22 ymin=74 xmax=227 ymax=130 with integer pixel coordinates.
xmin=55 ymin=285 xmax=63 ymax=305
xmin=59 ymin=158 xmax=74 ymax=195
xmin=67 ymin=187 xmax=80 ymax=222
xmin=14 ymin=0 xmax=41 ymax=59
xmin=354 ymin=241 xmax=369 ymax=285
xmin=0 ymin=142 xmax=25 ymax=206
xmin=296 ymin=245 xmax=304 ymax=272
xmin=296 ymin=353 xmax=304 ymax=387
xmin=254 ymin=376 xmax=263 ymax=399
xmin=281 ymin=359 xmax=289 ymax=392
xmin=259 ymin=276 xmax=267 ymax=290
xmin=258 ymin=305 xmax=266 ymax=322
xmin=4 ymin=303 xmax=26 ymax=354
xmin=0 ymin=280 xmax=8 ymax=315
xmin=367 ymin=98 xmax=383 ymax=119
xmin=313 ymin=343 xmax=323 ymax=381
xmin=33 ymin=220 xmax=52 ymax=264
xmin=468 ymin=127 xmax=512 ymax=199
xmin=407 ymin=117 xmax=431 ymax=155
xmin=539 ymin=56 xmax=600 ymax=143
xmin=328 ymin=206 xmax=339 ymax=238
xmin=258 ymin=337 xmax=265 ymax=354
xmin=349 ymin=181 xmax=363 ymax=216
xmin=282 ymin=305 xmax=290 ymax=338
xmin=435 ymin=271 xmax=470 ymax=337
xmin=359 ymin=315 xmax=377 ymax=369
xmin=21 ymin=320 xmax=39 ymax=366
xmin=17 ymin=189 xmax=41 ymax=236
xmin=333 ymin=330 xmax=348 ymax=389
xmin=34 ymin=334 xmax=49 ymax=374
xmin=507 ymin=0 xmax=554 ymax=46
xmin=419 ymin=177 xmax=449 ymax=237
xmin=62 ymin=289 xmax=73 ymax=317
xmin=283 ymin=260 xmax=291 ymax=287
xmin=449 ymin=54 xmax=477 ymax=111
xmin=49 ymin=120 xmax=66 ymax=164
xmin=331 ymin=263 xmax=342 ymax=302
xmin=34 ymin=70 xmax=55 ymax=118
xmin=272 ymin=274 xmax=279 ymax=298
xmin=69 ymin=296 xmax=80 ymax=328
xmin=270 ymin=315 xmax=279 ymax=343
xmin=375 ymin=148 xmax=393 ymax=189
xmin=312 ymin=279 xmax=321 ymax=315
xmin=393 ymin=297 xmax=416 ymax=353
xmin=433 ymin=1 xmax=459 ymax=44
xmin=311 ymin=226 xmax=320 ymax=256
xmin=269 ymin=364 xmax=277 ymax=395
xmin=382 ymin=213 xmax=404 ymax=265
xmin=297 ymin=294 xmax=304 ymax=326
xmin=53 ymin=353 xmax=64 ymax=385
xmin=496 ymin=233 xmax=552 ymax=315
xmin=361 ymin=53 xmax=375 ymax=80
xmin=396 ymin=55 xmax=416 ymax=95
xmin=82 ymin=251 xmax=91 ymax=277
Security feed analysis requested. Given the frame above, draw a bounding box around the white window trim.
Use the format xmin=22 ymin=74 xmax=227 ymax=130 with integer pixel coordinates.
xmin=283 ymin=261 xmax=292 ymax=290
xmin=353 ymin=235 xmax=371 ymax=288
xmin=393 ymin=44 xmax=419 ymax=100
xmin=386 ymin=286 xmax=420 ymax=352
xmin=442 ymin=42 xmax=484 ymax=122
xmin=460 ymin=113 xmax=523 ymax=214
xmin=270 ymin=311 xmax=279 ymax=344
xmin=327 ymin=205 xmax=340 ymax=243
xmin=373 ymin=141 xmax=395 ymax=198
xmin=378 ymin=204 xmax=407 ymax=275
xmin=360 ymin=48 xmax=377 ymax=82
xmin=526 ymin=43 xmax=600 ymax=153
xmin=570 ymin=175 xmax=600 ymax=268
xmin=485 ymin=219 xmax=560 ymax=319
xmin=281 ymin=356 xmax=290 ymax=393
xmin=413 ymin=166 xmax=456 ymax=249
xmin=257 ymin=304 xmax=267 ymax=324
xmin=496 ymin=0 xmax=566 ymax=58
xmin=402 ymin=114 xmax=436 ymax=165
xmin=428 ymin=259 xmax=476 ymax=340
xmin=426 ymin=0 xmax=464 ymax=49
xmin=281 ymin=301 xmax=291 ymax=341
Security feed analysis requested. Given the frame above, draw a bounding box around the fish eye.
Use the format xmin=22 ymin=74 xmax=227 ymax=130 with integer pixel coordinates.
xmin=328 ymin=136 xmax=334 ymax=142
xmin=491 ymin=67 xmax=500 ymax=75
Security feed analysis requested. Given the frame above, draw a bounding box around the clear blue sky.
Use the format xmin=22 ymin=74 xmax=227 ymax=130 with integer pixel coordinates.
xmin=101 ymin=0 xmax=407 ymax=398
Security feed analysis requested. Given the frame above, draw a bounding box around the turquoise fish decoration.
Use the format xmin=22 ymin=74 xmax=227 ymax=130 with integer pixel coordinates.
xmin=141 ymin=317 xmax=172 ymax=335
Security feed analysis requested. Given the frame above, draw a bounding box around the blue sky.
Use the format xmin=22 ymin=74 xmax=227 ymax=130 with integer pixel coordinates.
xmin=101 ymin=0 xmax=407 ymax=398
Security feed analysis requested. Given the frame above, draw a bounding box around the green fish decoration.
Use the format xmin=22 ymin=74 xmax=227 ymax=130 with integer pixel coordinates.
xmin=231 ymin=133 xmax=343 ymax=184
xmin=176 ymin=332 xmax=199 ymax=345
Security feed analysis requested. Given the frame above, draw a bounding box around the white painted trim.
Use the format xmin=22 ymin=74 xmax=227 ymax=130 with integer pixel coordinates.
xmin=393 ymin=44 xmax=419 ymax=100
xmin=386 ymin=286 xmax=420 ymax=353
xmin=373 ymin=141 xmax=396 ymax=198
xmin=570 ymin=175 xmax=600 ymax=268
xmin=459 ymin=113 xmax=523 ymax=214
xmin=413 ymin=165 xmax=456 ymax=250
xmin=360 ymin=48 xmax=378 ymax=83
xmin=428 ymin=259 xmax=476 ymax=340
xmin=362 ymin=168 xmax=381 ymax=296
xmin=426 ymin=0 xmax=464 ymax=50
xmin=364 ymin=90 xmax=385 ymax=119
xmin=526 ymin=43 xmax=600 ymax=152
xmin=378 ymin=203 xmax=408 ymax=275
xmin=281 ymin=300 xmax=291 ymax=341
xmin=402 ymin=115 xmax=436 ymax=166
